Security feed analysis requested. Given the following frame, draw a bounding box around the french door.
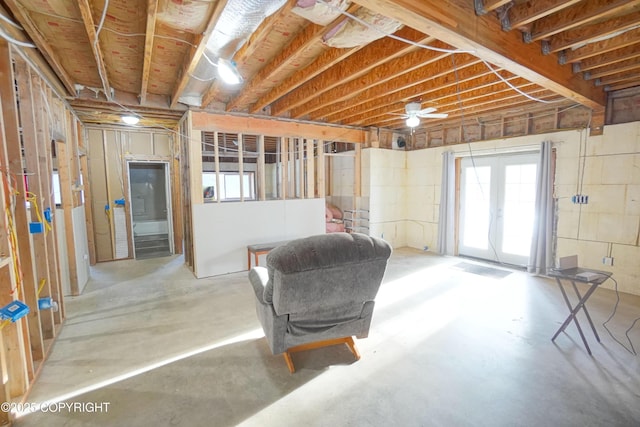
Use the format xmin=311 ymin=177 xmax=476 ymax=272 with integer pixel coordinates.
xmin=458 ymin=153 xmax=538 ymax=266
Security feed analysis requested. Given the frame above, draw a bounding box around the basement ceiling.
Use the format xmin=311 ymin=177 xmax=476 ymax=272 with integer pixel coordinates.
xmin=1 ymin=0 xmax=638 ymax=133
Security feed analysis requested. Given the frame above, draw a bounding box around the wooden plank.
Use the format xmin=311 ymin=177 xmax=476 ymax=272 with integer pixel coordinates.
xmin=55 ymin=140 xmax=79 ymax=295
xmin=79 ymin=132 xmax=97 ymax=265
xmin=191 ymin=112 xmax=365 ymax=143
xmin=310 ymin=56 xmax=483 ymax=122
xmin=140 ymin=0 xmax=158 ymax=104
xmin=586 ymin=58 xmax=640 ymax=80
xmin=77 ymin=0 xmax=112 ymax=100
xmin=36 ymin=84 xmax=64 ymax=324
xmin=306 ymin=140 xmax=314 ymax=198
xmin=16 ymin=61 xmax=55 ymax=340
xmin=506 ymin=0 xmax=581 ymax=30
xmin=238 ymin=133 xmax=244 ymax=201
xmin=549 ymin=10 xmax=640 ymax=53
xmin=477 ymin=0 xmax=511 ymax=15
xmin=352 ymin=0 xmax=605 ymax=109
xmin=258 ymin=135 xmax=266 ymax=201
xmin=170 ymin=0 xmax=228 ymax=108
xmin=281 ymin=138 xmax=288 ymax=200
xmin=598 ymin=71 xmax=640 ymax=86
xmin=1 ymin=1 xmax=75 ymax=95
xmin=0 ymin=47 xmax=44 ymax=363
xmin=227 ymin=3 xmax=361 ymax=112
xmin=213 ymin=132 xmax=221 ymax=203
xmin=564 ymin=28 xmax=640 ymax=63
xmin=286 ymin=39 xmax=452 ymax=118
xmin=251 ymin=45 xmax=362 ymax=115
xmin=578 ymin=45 xmax=640 ymax=73
xmin=528 ymin=0 xmax=640 ymax=42
xmin=190 ymin=130 xmax=204 ymax=205
xmin=354 ymin=143 xmax=361 ymax=198
xmin=0 ymin=265 xmax=28 ymax=398
xmin=317 ymin=140 xmax=325 ymax=198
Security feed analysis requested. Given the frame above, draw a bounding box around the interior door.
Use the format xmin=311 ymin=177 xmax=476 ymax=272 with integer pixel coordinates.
xmin=459 ymin=153 xmax=538 ymax=266
xmin=128 ymin=162 xmax=173 ymax=259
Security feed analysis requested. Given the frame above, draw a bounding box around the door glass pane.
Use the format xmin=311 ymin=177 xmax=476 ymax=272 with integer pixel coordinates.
xmin=462 ymin=166 xmax=491 ymax=249
xmin=502 ymin=163 xmax=537 ymax=256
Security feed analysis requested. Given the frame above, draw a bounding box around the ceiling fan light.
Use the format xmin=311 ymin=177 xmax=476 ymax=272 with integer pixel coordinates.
xmin=217 ymin=58 xmax=243 ymax=85
xmin=406 ymin=116 xmax=420 ymax=127
xmin=122 ymin=115 xmax=140 ymax=125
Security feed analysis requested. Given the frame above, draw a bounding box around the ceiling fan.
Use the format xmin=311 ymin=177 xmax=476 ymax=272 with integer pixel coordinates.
xmin=402 ymin=102 xmax=448 ymax=127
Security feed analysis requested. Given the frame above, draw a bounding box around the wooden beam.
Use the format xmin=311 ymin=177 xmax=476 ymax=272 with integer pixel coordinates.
xmin=1 ymin=2 xmax=75 ymax=95
xmin=316 ymin=140 xmax=325 ymax=198
xmin=596 ymin=71 xmax=640 ymax=87
xmin=354 ymin=143 xmax=361 ymax=198
xmin=585 ymin=57 xmax=640 ymax=80
xmin=140 ymin=0 xmax=159 ymax=104
xmin=170 ymin=0 xmax=228 ymax=108
xmin=0 ymin=50 xmax=44 ymax=366
xmin=201 ymin=0 xmax=296 ymax=109
xmin=476 ymin=0 xmax=512 ymax=15
xmin=227 ymin=3 xmax=361 ymax=112
xmin=306 ymin=140 xmax=314 ymax=198
xmin=564 ymin=28 xmax=640 ymax=63
xmin=528 ymin=0 xmax=640 ymax=42
xmin=352 ymin=0 xmax=605 ymax=109
xmin=191 ymin=112 xmax=365 ymax=143
xmin=213 ymin=132 xmax=221 ymax=203
xmin=271 ymin=27 xmax=437 ymax=117
xmin=258 ymin=135 xmax=266 ymax=201
xmin=250 ymin=46 xmax=362 ymax=114
xmin=603 ymin=78 xmax=640 ymax=92
xmin=578 ymin=45 xmax=640 ymax=73
xmin=549 ymin=10 xmax=640 ymax=53
xmin=341 ymin=73 xmax=527 ymax=126
xmin=281 ymin=137 xmax=288 ymax=200
xmin=78 ymin=0 xmax=112 ymax=99
xmin=310 ymin=55 xmax=482 ymax=122
xmin=290 ymin=40 xmax=453 ymax=119
xmin=506 ymin=0 xmax=581 ymax=31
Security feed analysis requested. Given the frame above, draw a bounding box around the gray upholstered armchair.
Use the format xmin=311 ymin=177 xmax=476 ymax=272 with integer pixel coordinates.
xmin=248 ymin=232 xmax=392 ymax=372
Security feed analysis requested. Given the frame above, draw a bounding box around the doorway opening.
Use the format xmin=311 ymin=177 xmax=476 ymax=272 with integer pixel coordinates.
xmin=128 ymin=162 xmax=173 ymax=259
xmin=458 ymin=152 xmax=538 ymax=267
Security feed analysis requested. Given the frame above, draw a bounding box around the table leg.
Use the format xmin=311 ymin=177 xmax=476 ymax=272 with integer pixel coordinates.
xmin=570 ymin=280 xmax=601 ymax=342
xmin=552 ymin=277 xmax=592 ymax=355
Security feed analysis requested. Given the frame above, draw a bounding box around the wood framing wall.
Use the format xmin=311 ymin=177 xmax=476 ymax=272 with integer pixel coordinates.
xmin=0 ymin=40 xmax=87 ymax=421
xmin=84 ymin=126 xmax=182 ymax=263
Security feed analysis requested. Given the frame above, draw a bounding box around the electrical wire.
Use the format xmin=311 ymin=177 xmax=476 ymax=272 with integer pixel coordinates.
xmin=0 ymin=26 xmax=36 ymax=48
xmin=316 ymin=0 xmax=475 ymax=54
xmin=480 ymin=59 xmax=562 ymax=105
xmin=602 ymin=276 xmax=639 ymax=355
xmin=0 ymin=11 xmax=23 ymax=29
xmin=93 ymin=0 xmax=111 ymax=101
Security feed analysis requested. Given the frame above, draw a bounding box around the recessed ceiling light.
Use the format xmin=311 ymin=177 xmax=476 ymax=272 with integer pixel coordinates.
xmin=122 ymin=115 xmax=140 ymax=125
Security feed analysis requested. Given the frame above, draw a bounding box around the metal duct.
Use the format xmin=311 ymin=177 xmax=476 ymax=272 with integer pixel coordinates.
xmin=179 ymin=0 xmax=287 ymax=106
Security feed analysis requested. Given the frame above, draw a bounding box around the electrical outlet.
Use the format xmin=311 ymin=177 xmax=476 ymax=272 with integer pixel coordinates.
xmin=603 ymin=257 xmax=614 ymax=266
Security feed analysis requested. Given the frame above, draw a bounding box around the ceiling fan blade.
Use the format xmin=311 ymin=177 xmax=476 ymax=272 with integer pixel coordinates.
xmin=416 ymin=107 xmax=436 ymax=115
xmin=417 ymin=113 xmax=449 ymax=119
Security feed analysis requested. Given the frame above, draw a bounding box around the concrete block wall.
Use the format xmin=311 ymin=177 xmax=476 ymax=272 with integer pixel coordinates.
xmin=361 ymin=122 xmax=640 ymax=296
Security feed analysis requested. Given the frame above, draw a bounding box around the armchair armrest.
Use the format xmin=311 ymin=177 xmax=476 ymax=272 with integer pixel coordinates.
xmin=249 ymin=266 xmax=270 ymax=304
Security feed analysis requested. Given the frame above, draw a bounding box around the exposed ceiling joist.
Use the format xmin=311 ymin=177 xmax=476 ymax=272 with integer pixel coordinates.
xmin=506 ymin=0 xmax=582 ymax=31
xmin=2 ymin=0 xmax=76 ymax=95
xmin=564 ymin=27 xmax=640 ymax=63
xmin=78 ymin=0 xmax=112 ymax=100
xmin=169 ymin=0 xmax=228 ymax=108
xmin=140 ymin=0 xmax=158 ymax=104
xmin=352 ymin=0 xmax=605 ymax=110
xmin=527 ymin=0 xmax=640 ymax=43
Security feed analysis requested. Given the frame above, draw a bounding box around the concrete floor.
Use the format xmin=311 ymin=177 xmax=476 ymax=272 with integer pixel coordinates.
xmin=13 ymin=248 xmax=640 ymax=426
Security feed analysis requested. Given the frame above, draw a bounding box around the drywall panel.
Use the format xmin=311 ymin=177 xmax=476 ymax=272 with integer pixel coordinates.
xmin=192 ymin=198 xmax=325 ymax=278
xmin=72 ymin=206 xmax=90 ymax=294
xmin=129 ymin=132 xmax=153 ymax=155
xmin=153 ymin=133 xmax=172 ymax=156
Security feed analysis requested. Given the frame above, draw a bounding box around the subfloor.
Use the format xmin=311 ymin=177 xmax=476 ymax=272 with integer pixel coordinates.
xmin=13 ymin=248 xmax=640 ymax=426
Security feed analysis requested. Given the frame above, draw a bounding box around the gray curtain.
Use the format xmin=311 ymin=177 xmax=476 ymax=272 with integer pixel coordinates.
xmin=528 ymin=141 xmax=553 ymax=274
xmin=437 ymin=151 xmax=455 ymax=255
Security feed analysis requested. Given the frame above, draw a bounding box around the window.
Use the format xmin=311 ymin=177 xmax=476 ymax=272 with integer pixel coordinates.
xmin=203 ymin=171 xmax=255 ymax=201
xmin=52 ymin=171 xmax=62 ymax=205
